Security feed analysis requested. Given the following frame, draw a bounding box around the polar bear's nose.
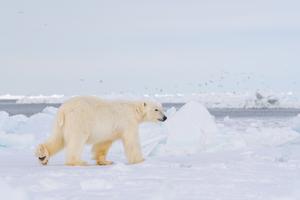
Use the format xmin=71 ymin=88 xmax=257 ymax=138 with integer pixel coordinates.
xmin=162 ymin=115 xmax=167 ymax=121
xmin=158 ymin=115 xmax=167 ymax=122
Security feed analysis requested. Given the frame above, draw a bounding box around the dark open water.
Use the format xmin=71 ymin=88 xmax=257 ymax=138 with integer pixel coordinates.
xmin=1 ymin=100 xmax=300 ymax=118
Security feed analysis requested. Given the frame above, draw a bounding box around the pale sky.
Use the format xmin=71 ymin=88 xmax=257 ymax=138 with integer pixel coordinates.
xmin=1 ymin=0 xmax=300 ymax=95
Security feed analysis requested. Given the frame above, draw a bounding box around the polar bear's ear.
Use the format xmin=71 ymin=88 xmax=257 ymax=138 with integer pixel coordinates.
xmin=136 ymin=103 xmax=146 ymax=120
xmin=144 ymin=102 xmax=147 ymax=107
xmin=136 ymin=103 xmax=144 ymax=114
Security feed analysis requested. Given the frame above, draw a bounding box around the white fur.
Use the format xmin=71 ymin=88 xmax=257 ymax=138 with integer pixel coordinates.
xmin=35 ymin=96 xmax=166 ymax=166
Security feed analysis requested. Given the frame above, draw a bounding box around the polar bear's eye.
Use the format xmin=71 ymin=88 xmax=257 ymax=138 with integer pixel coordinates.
xmin=154 ymin=109 xmax=159 ymax=112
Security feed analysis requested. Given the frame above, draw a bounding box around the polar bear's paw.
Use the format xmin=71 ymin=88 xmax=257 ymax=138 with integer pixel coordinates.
xmin=97 ymin=160 xmax=114 ymax=166
xmin=35 ymin=144 xmax=49 ymax=165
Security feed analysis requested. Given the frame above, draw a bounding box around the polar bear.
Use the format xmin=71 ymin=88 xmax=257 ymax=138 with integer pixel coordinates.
xmin=35 ymin=96 xmax=167 ymax=166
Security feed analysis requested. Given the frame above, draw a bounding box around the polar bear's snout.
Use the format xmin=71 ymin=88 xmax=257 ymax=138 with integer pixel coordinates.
xmin=159 ymin=115 xmax=167 ymax=122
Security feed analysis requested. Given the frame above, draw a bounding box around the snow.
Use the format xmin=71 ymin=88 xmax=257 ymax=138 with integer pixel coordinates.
xmin=0 ymin=180 xmax=29 ymax=200
xmin=0 ymin=102 xmax=300 ymax=199
xmin=80 ymin=179 xmax=113 ymax=191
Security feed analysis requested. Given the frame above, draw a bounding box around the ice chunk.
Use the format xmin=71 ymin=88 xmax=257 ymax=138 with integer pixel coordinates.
xmin=165 ymin=101 xmax=218 ymax=154
xmin=0 ymin=132 xmax=35 ymax=149
xmin=0 ymin=111 xmax=9 ymax=120
xmin=291 ymin=114 xmax=300 ymax=133
xmin=0 ymin=111 xmax=9 ymax=129
xmin=42 ymin=106 xmax=58 ymax=115
xmin=21 ymin=113 xmax=54 ymax=138
xmin=165 ymin=106 xmax=177 ymax=117
xmin=1 ymin=115 xmax=28 ymax=134
xmin=0 ymin=111 xmax=55 ymax=149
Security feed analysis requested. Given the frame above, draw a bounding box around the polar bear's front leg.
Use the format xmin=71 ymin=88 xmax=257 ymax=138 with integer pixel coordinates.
xmin=122 ymin=128 xmax=144 ymax=164
xmin=92 ymin=141 xmax=113 ymax=165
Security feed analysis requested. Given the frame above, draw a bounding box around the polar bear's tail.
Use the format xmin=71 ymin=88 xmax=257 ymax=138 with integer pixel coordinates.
xmin=35 ymin=109 xmax=65 ymax=165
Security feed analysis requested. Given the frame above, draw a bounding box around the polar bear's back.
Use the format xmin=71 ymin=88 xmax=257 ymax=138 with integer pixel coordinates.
xmin=60 ymin=96 xmax=133 ymax=119
xmin=57 ymin=96 xmax=138 ymax=143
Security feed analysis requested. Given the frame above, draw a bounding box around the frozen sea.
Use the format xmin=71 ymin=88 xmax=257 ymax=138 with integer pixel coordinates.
xmin=0 ymin=97 xmax=300 ymax=200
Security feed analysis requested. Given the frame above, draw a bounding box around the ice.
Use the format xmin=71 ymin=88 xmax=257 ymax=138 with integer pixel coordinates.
xmin=0 ymin=111 xmax=9 ymax=129
xmin=1 ymin=114 xmax=28 ymax=134
xmin=42 ymin=106 xmax=58 ymax=115
xmin=0 ymin=131 xmax=34 ymax=149
xmin=0 ymin=110 xmax=55 ymax=149
xmin=21 ymin=113 xmax=54 ymax=140
xmin=291 ymin=114 xmax=300 ymax=133
xmin=16 ymin=95 xmax=66 ymax=104
xmin=164 ymin=101 xmax=218 ymax=154
xmin=211 ymin=127 xmax=299 ymax=152
xmin=0 ymin=94 xmax=24 ymax=100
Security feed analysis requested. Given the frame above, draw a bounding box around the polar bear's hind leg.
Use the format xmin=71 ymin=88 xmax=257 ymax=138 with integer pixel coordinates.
xmin=65 ymin=136 xmax=88 ymax=166
xmin=92 ymin=141 xmax=113 ymax=165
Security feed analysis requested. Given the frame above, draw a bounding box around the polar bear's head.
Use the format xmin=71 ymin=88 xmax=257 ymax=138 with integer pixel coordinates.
xmin=137 ymin=101 xmax=167 ymax=122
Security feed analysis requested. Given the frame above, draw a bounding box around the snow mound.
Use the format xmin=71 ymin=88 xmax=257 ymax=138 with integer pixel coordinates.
xmin=164 ymin=101 xmax=218 ymax=154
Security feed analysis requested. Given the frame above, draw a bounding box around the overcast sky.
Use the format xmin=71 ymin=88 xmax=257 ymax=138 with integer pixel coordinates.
xmin=1 ymin=0 xmax=300 ymax=95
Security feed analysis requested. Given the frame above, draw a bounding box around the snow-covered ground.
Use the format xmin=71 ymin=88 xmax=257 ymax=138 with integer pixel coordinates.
xmin=1 ymin=91 xmax=299 ymax=108
xmin=1 ymin=102 xmax=300 ymax=199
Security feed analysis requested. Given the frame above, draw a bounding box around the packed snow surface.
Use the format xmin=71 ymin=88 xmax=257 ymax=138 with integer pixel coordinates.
xmin=0 ymin=102 xmax=300 ymax=199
